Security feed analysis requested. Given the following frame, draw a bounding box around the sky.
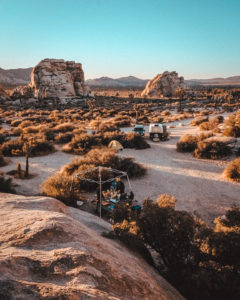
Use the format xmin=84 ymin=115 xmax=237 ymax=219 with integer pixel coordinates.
xmin=0 ymin=0 xmax=240 ymax=79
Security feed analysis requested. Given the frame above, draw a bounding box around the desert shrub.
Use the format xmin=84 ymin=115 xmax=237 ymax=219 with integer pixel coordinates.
xmin=54 ymin=132 xmax=74 ymax=144
xmin=61 ymin=148 xmax=146 ymax=191
xmin=223 ymin=157 xmax=240 ymax=182
xmin=54 ymin=122 xmax=75 ymax=133
xmin=18 ymin=120 xmax=34 ymax=128
xmin=157 ymin=194 xmax=177 ymax=208
xmin=0 ymin=133 xmax=9 ymax=144
xmin=213 ymin=115 xmax=224 ymax=123
xmin=62 ymin=133 xmax=100 ymax=154
xmin=112 ymin=115 xmax=132 ymax=127
xmin=42 ymin=174 xmax=78 ymax=207
xmin=0 ymin=172 xmax=15 ymax=193
xmin=0 ymin=140 xmax=24 ymax=156
xmin=190 ymin=116 xmax=209 ymax=126
xmin=0 ymin=154 xmax=7 ymax=167
xmin=199 ymin=121 xmax=217 ymax=131
xmin=223 ymin=125 xmax=240 ymax=138
xmin=30 ymin=139 xmax=56 ymax=156
xmin=108 ymin=221 xmax=154 ymax=266
xmin=176 ymin=134 xmax=197 ymax=152
xmin=63 ymin=131 xmax=150 ymax=155
xmin=111 ymin=197 xmax=240 ymax=300
xmin=0 ymin=138 xmax=55 ymax=157
xmin=10 ymin=127 xmax=22 ymax=136
xmin=223 ymin=111 xmax=240 ymax=137
xmin=194 ymin=139 xmax=232 ymax=159
xmin=124 ymin=132 xmax=150 ymax=149
xmin=11 ymin=119 xmax=22 ymax=127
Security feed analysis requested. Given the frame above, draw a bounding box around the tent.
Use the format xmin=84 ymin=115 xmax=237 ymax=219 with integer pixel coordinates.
xmin=70 ymin=166 xmax=132 ymax=218
xmin=108 ymin=140 xmax=123 ymax=151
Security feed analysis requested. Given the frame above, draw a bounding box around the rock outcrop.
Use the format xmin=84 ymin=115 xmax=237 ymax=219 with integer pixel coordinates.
xmin=29 ymin=58 xmax=90 ymax=99
xmin=142 ymin=71 xmax=185 ymax=97
xmin=0 ymin=193 xmax=183 ymax=300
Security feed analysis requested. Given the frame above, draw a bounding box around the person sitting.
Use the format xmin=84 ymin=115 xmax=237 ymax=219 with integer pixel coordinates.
xmin=116 ymin=177 xmax=125 ymax=194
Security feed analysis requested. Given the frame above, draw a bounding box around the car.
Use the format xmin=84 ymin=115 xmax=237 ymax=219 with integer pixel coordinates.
xmin=149 ymin=123 xmax=168 ymax=141
xmin=133 ymin=124 xmax=145 ymax=136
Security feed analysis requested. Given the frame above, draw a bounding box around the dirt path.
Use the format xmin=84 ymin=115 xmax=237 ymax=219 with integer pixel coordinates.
xmin=1 ymin=119 xmax=239 ymax=224
xmin=120 ymin=124 xmax=240 ymax=224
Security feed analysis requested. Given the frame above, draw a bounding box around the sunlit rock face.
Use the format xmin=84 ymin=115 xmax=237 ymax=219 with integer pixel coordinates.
xmin=142 ymin=71 xmax=185 ymax=97
xmin=30 ymin=58 xmax=90 ymax=99
xmin=0 ymin=193 xmax=184 ymax=300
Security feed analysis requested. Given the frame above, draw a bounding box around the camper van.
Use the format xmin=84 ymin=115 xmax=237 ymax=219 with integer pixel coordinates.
xmin=133 ymin=124 xmax=145 ymax=136
xmin=149 ymin=123 xmax=168 ymax=141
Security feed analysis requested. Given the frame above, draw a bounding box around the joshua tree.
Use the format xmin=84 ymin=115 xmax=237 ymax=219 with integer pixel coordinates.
xmin=87 ymin=99 xmax=96 ymax=117
xmin=22 ymin=138 xmax=33 ymax=178
xmin=175 ymin=88 xmax=186 ymax=111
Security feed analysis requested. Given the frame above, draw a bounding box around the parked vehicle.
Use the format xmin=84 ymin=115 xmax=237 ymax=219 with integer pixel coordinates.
xmin=149 ymin=123 xmax=168 ymax=141
xmin=133 ymin=124 xmax=145 ymax=136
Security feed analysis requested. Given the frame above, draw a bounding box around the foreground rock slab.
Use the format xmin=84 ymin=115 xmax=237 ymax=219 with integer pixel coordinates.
xmin=0 ymin=193 xmax=183 ymax=300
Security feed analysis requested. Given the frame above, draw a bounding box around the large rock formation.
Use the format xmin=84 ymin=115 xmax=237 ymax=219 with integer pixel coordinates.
xmin=142 ymin=71 xmax=185 ymax=98
xmin=0 ymin=193 xmax=183 ymax=300
xmin=29 ymin=58 xmax=90 ymax=99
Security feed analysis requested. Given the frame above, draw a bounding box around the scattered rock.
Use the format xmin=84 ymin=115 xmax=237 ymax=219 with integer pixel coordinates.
xmin=142 ymin=71 xmax=185 ymax=97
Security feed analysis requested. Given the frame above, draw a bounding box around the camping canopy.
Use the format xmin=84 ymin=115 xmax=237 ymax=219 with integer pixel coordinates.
xmin=108 ymin=140 xmax=123 ymax=151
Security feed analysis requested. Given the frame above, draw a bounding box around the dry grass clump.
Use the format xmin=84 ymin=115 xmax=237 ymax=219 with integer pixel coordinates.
xmin=157 ymin=194 xmax=177 ymax=208
xmin=53 ymin=122 xmax=75 ymax=133
xmin=54 ymin=132 xmax=74 ymax=144
xmin=177 ymin=132 xmax=214 ymax=153
xmin=223 ymin=157 xmax=240 ymax=182
xmin=199 ymin=116 xmax=224 ymax=131
xmin=61 ymin=147 xmax=146 ymax=191
xmin=176 ymin=134 xmax=198 ymax=152
xmin=0 ymin=154 xmax=8 ymax=166
xmin=0 ymin=171 xmax=15 ymax=193
xmin=41 ymin=174 xmax=77 ymax=207
xmin=190 ymin=116 xmax=209 ymax=126
xmin=223 ymin=111 xmax=240 ymax=137
xmin=0 ymin=138 xmax=55 ymax=157
xmin=63 ymin=131 xmax=149 ymax=155
xmin=194 ymin=138 xmax=232 ymax=159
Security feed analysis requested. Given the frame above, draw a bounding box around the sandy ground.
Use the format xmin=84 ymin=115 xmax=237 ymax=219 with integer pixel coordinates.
xmin=1 ymin=118 xmax=240 ymax=224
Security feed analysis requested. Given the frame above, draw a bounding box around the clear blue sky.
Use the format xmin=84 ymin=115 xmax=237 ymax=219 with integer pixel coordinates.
xmin=0 ymin=0 xmax=239 ymax=79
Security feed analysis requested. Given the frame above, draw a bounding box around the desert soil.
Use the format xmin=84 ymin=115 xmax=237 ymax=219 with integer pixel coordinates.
xmin=1 ymin=119 xmax=240 ymax=224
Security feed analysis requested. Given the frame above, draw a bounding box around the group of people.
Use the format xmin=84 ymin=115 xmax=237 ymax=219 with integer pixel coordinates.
xmin=96 ymin=177 xmax=136 ymax=214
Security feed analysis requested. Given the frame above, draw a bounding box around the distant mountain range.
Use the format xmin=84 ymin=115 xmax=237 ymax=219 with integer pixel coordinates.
xmin=1 ymin=66 xmax=240 ymax=88
xmin=86 ymin=76 xmax=149 ymax=87
xmin=0 ymin=67 xmax=32 ymax=87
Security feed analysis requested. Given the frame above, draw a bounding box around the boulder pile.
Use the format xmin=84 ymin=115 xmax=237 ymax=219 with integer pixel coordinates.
xmin=142 ymin=71 xmax=185 ymax=97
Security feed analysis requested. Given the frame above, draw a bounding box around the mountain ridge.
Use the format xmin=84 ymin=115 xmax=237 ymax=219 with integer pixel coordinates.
xmin=1 ymin=66 xmax=240 ymax=88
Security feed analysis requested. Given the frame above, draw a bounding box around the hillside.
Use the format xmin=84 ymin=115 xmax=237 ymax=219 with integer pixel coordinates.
xmin=0 ymin=193 xmax=183 ymax=300
xmin=86 ymin=76 xmax=149 ymax=87
xmin=0 ymin=67 xmax=32 ymax=87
